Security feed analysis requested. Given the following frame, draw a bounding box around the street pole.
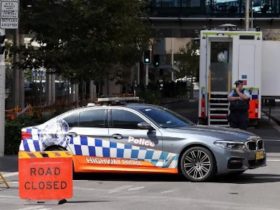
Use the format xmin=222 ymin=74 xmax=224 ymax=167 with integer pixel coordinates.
xmin=137 ymin=62 xmax=140 ymax=85
xmin=0 ymin=29 xmax=5 ymax=157
xmin=245 ymin=0 xmax=250 ymax=30
xmin=13 ymin=28 xmax=24 ymax=108
xmin=145 ymin=64 xmax=149 ymax=86
xmin=251 ymin=1 xmax=254 ymax=29
xmin=171 ymin=38 xmax=174 ymax=81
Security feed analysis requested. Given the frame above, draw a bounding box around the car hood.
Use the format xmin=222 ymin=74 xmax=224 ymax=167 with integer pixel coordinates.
xmin=164 ymin=125 xmax=257 ymax=142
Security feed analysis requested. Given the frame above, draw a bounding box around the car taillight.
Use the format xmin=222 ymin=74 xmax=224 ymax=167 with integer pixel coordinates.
xmin=21 ymin=131 xmax=32 ymax=140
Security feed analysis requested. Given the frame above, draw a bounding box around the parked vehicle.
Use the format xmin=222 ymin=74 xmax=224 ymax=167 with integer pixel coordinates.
xmin=20 ymin=102 xmax=266 ymax=182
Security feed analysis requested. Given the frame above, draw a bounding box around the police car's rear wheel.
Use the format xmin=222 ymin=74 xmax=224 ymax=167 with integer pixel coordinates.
xmin=44 ymin=145 xmax=67 ymax=151
xmin=180 ymin=147 xmax=215 ymax=182
xmin=44 ymin=146 xmax=76 ymax=179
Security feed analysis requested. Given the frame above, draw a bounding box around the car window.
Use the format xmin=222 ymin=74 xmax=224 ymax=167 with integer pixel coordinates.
xmin=111 ymin=109 xmax=145 ymax=129
xmin=138 ymin=107 xmax=193 ymax=128
xmin=63 ymin=112 xmax=79 ymax=128
xmin=79 ymin=109 xmax=106 ymax=128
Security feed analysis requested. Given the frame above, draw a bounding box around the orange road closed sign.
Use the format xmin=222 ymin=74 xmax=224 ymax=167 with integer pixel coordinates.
xmin=19 ymin=151 xmax=73 ymax=200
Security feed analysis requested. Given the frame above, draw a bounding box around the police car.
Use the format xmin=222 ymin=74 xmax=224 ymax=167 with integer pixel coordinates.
xmin=19 ymin=98 xmax=266 ymax=182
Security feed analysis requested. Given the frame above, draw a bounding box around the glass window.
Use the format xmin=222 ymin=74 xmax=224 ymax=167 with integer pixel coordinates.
xmin=63 ymin=113 xmax=79 ymax=128
xmin=182 ymin=0 xmax=201 ymax=7
xmin=152 ymin=0 xmax=181 ymax=7
xmin=138 ymin=107 xmax=193 ymax=128
xmin=111 ymin=110 xmax=145 ymax=129
xmin=79 ymin=109 xmax=106 ymax=128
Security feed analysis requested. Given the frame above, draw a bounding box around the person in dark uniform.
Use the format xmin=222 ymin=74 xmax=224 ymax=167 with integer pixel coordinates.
xmin=228 ymin=80 xmax=251 ymax=130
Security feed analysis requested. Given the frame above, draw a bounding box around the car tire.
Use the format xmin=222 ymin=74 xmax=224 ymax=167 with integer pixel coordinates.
xmin=44 ymin=145 xmax=76 ymax=179
xmin=180 ymin=146 xmax=215 ymax=182
xmin=44 ymin=145 xmax=67 ymax=151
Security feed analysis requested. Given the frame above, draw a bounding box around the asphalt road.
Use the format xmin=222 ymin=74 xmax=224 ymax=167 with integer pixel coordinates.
xmin=1 ymin=157 xmax=280 ymax=210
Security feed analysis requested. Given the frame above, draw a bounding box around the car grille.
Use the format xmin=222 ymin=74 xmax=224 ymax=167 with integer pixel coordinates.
xmin=246 ymin=138 xmax=263 ymax=151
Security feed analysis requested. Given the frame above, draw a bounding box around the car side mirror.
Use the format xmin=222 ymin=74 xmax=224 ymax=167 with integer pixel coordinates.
xmin=137 ymin=122 xmax=153 ymax=130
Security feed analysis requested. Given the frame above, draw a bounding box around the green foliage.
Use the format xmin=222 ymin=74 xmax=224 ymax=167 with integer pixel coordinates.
xmin=174 ymin=40 xmax=199 ymax=80
xmin=5 ymin=120 xmax=21 ymax=155
xmin=19 ymin=0 xmax=151 ymax=82
xmin=4 ymin=116 xmax=43 ymax=155
xmin=138 ymin=88 xmax=161 ymax=104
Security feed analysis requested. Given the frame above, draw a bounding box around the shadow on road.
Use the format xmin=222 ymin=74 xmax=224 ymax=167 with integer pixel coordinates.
xmin=66 ymin=200 xmax=111 ymax=204
xmin=74 ymin=172 xmax=280 ymax=184
xmin=213 ymin=173 xmax=280 ymax=184
xmin=74 ymin=173 xmax=186 ymax=182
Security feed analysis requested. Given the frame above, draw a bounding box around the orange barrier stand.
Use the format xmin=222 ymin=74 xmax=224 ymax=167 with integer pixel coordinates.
xmin=0 ymin=172 xmax=10 ymax=188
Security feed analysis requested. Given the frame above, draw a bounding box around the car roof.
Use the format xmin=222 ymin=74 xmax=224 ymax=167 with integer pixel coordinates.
xmin=126 ymin=103 xmax=161 ymax=110
xmin=63 ymin=103 xmax=161 ymax=115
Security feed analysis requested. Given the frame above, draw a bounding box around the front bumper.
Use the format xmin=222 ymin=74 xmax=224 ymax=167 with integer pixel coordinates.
xmin=215 ymin=149 xmax=266 ymax=174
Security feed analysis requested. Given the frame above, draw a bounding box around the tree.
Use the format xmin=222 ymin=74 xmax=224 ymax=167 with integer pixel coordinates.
xmin=20 ymin=0 xmax=150 ymax=84
xmin=174 ymin=39 xmax=199 ymax=81
xmin=172 ymin=39 xmax=199 ymax=99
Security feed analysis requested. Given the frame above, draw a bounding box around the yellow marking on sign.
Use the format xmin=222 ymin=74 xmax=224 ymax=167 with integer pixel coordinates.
xmin=18 ymin=151 xmax=73 ymax=159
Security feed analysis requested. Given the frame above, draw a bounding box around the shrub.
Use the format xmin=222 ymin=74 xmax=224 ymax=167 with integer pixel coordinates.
xmin=4 ymin=115 xmax=43 ymax=155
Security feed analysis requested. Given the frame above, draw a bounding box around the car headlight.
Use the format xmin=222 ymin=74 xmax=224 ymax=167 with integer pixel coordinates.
xmin=214 ymin=140 xmax=246 ymax=151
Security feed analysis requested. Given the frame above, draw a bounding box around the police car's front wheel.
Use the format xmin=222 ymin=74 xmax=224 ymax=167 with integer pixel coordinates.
xmin=180 ymin=147 xmax=215 ymax=182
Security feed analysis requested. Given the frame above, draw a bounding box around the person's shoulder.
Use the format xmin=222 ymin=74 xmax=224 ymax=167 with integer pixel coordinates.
xmin=228 ymin=90 xmax=234 ymax=96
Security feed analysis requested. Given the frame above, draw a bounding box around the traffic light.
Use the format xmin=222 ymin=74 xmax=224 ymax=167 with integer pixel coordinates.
xmin=0 ymin=35 xmax=5 ymax=55
xmin=143 ymin=50 xmax=151 ymax=64
xmin=153 ymin=54 xmax=160 ymax=67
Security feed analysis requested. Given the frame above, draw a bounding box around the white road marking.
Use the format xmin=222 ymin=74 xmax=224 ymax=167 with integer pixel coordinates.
xmin=16 ymin=206 xmax=49 ymax=210
xmin=74 ymin=186 xmax=106 ymax=192
xmin=108 ymin=185 xmax=133 ymax=194
xmin=37 ymin=209 xmax=51 ymax=210
xmin=160 ymin=189 xmax=176 ymax=194
xmin=127 ymin=186 xmax=145 ymax=191
xmin=267 ymin=159 xmax=280 ymax=162
xmin=2 ymin=172 xmax=18 ymax=178
xmin=0 ymin=195 xmax=18 ymax=199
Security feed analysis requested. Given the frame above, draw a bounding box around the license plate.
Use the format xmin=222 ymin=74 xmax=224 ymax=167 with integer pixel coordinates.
xmin=256 ymin=151 xmax=265 ymax=160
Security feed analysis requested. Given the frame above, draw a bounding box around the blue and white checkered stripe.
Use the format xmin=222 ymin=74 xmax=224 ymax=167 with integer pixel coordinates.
xmin=68 ymin=136 xmax=178 ymax=168
xmin=19 ymin=128 xmax=43 ymax=152
xmin=20 ymin=127 xmax=70 ymax=152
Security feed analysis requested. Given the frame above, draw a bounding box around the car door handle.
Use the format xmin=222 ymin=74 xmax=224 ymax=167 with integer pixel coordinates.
xmin=112 ymin=134 xmax=123 ymax=140
xmin=67 ymin=132 xmax=78 ymax=137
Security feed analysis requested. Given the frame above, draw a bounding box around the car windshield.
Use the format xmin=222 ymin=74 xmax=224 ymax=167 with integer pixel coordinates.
xmin=137 ymin=107 xmax=194 ymax=128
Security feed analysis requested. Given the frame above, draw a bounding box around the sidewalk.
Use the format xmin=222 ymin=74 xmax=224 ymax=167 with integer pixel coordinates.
xmin=0 ymin=155 xmax=18 ymax=173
